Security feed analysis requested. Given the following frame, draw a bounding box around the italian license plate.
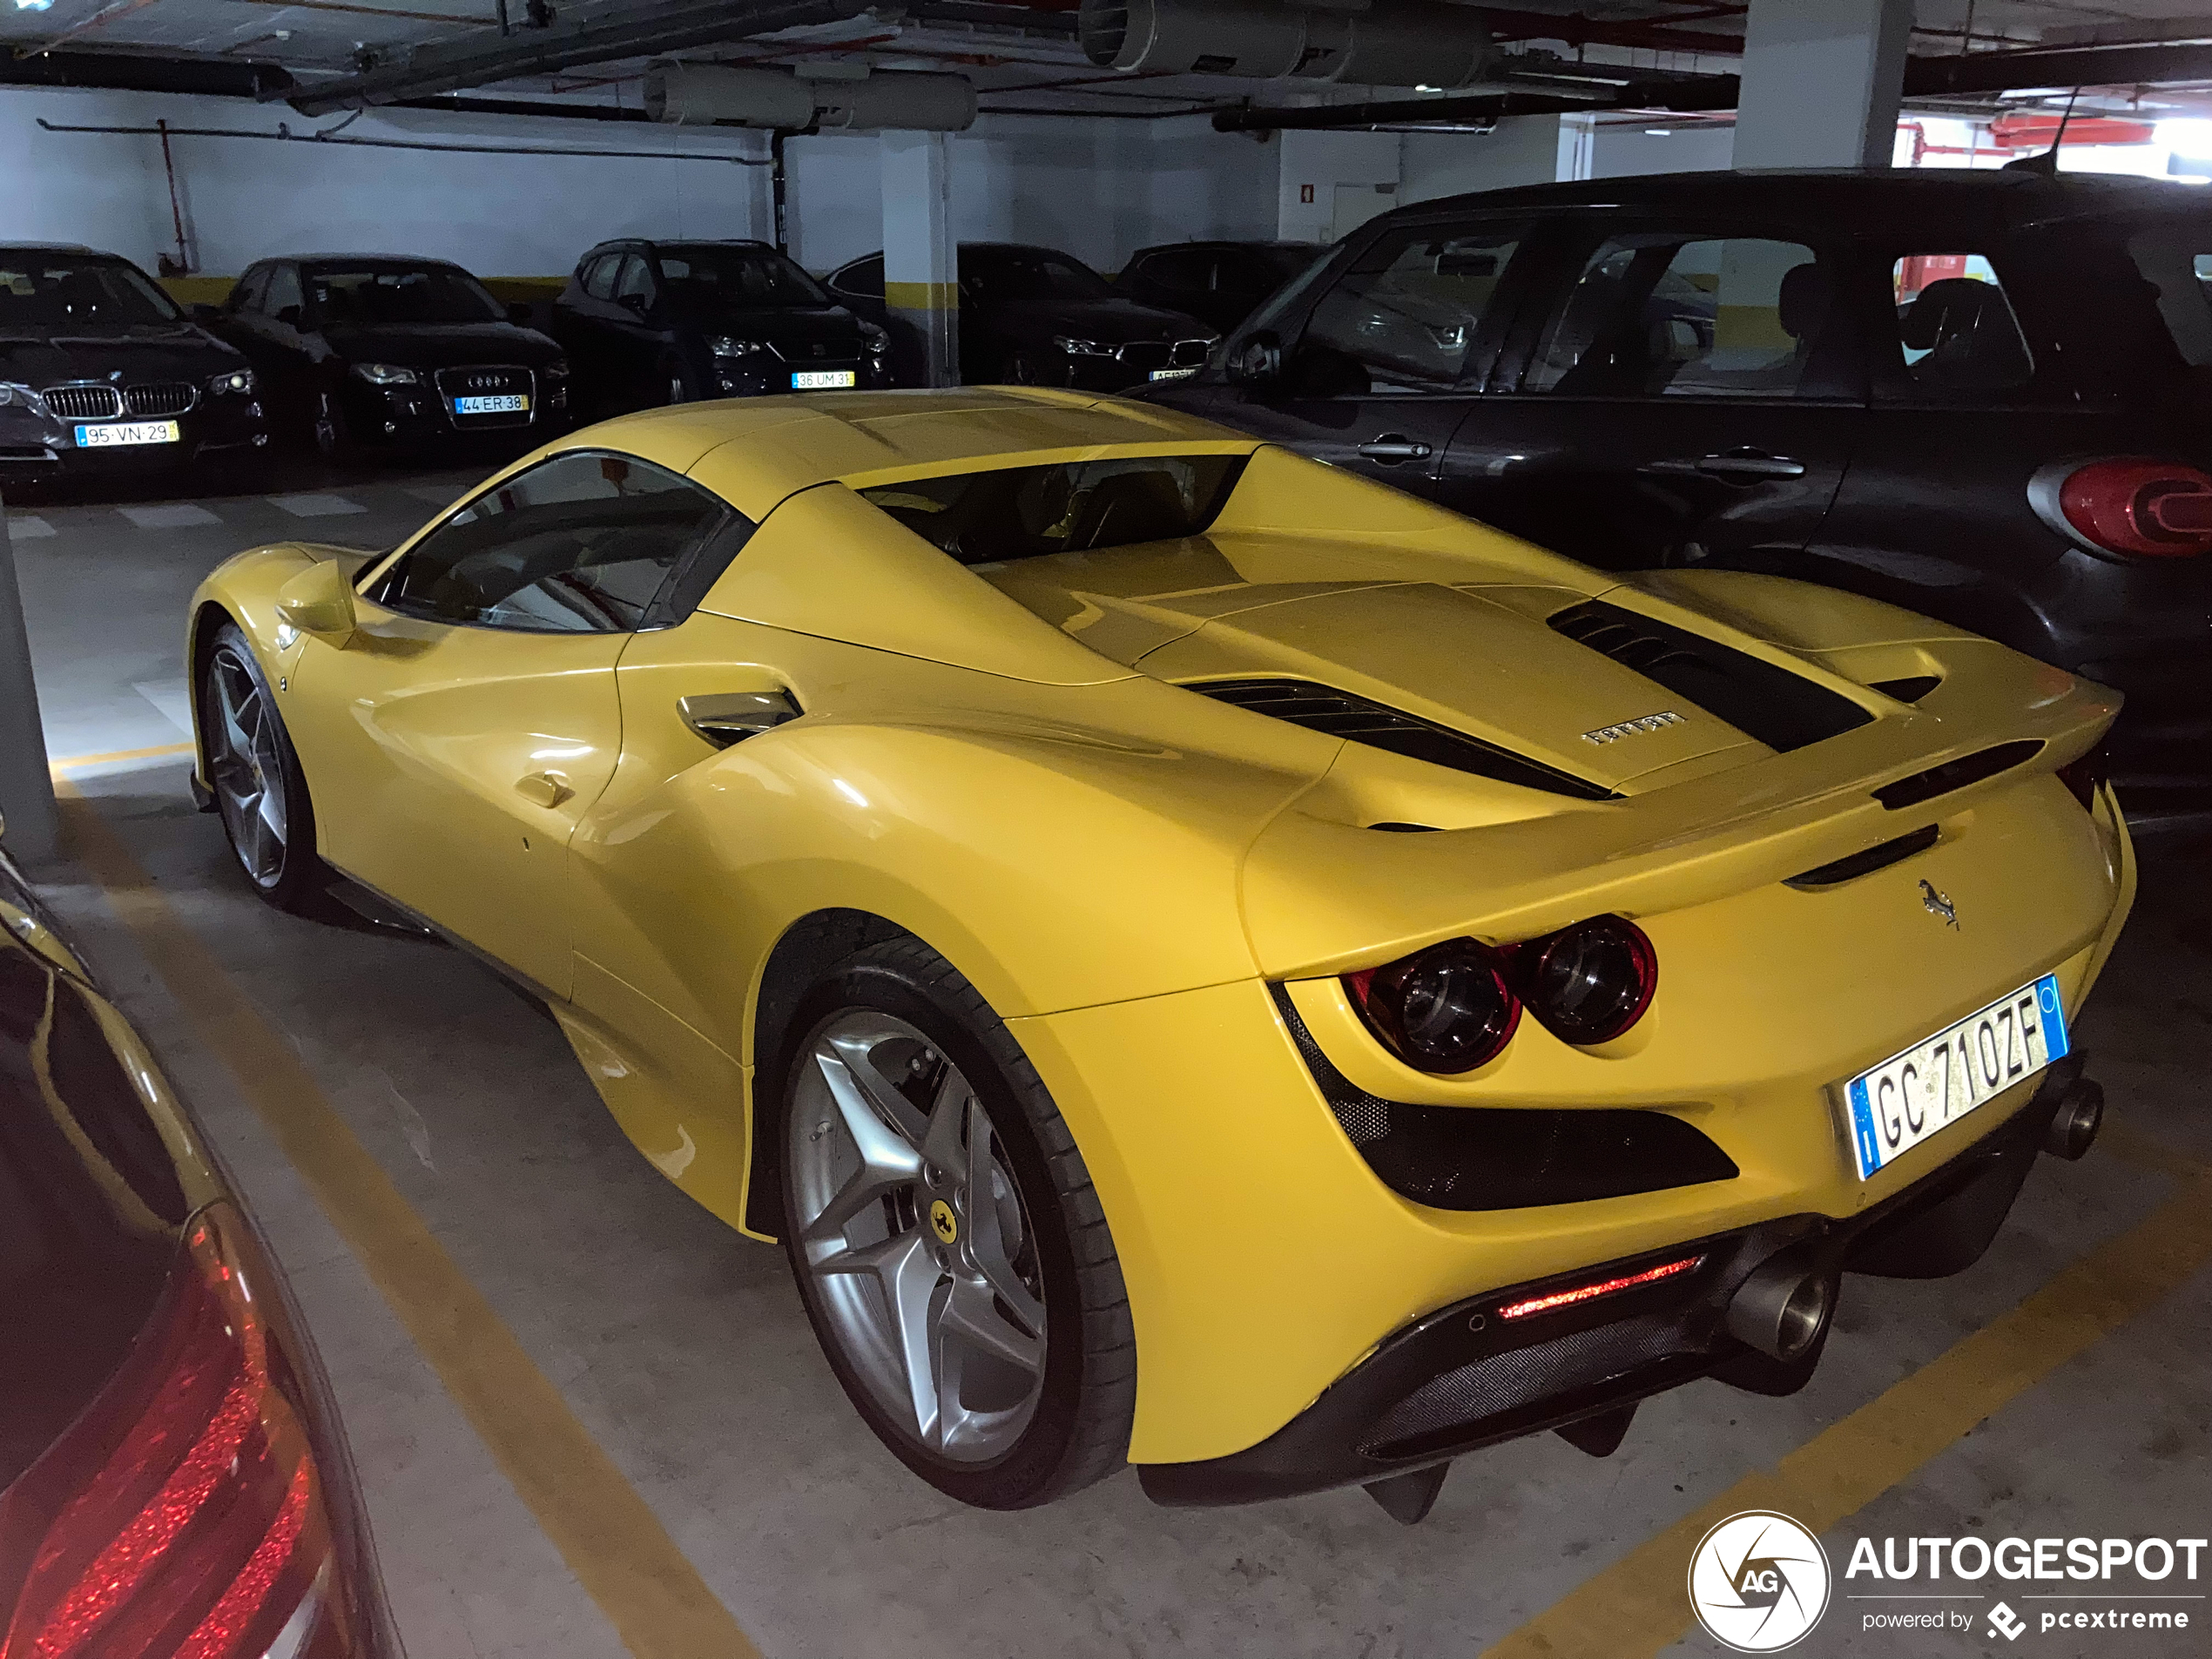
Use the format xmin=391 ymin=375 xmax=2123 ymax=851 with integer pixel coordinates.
xmin=1844 ymin=974 xmax=2069 ymax=1181
xmin=452 ymin=394 xmax=528 ymax=415
xmin=75 ymin=421 xmax=179 ymax=448
xmin=790 ymin=370 xmax=856 ymax=390
xmin=1149 ymin=367 xmax=1198 ymax=381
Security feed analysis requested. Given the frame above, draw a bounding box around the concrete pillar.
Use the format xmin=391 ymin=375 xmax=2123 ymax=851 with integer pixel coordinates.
xmin=0 ymin=496 xmax=57 ymax=862
xmin=880 ymin=131 xmax=958 ymax=388
xmin=1733 ymin=0 xmax=1912 ymax=170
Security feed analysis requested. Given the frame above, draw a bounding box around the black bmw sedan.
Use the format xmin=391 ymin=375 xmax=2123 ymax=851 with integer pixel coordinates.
xmin=0 ymin=246 xmax=266 ymax=486
xmin=200 ymin=255 xmax=568 ymax=461
xmin=552 ymin=238 xmax=891 ymax=416
xmin=826 ymin=242 xmax=1217 ymax=391
xmin=1150 ymin=169 xmax=2212 ymax=810
xmin=0 ymin=833 xmax=401 ymax=1657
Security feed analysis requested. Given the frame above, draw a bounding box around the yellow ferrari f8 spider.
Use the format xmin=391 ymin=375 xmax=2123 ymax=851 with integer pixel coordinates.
xmin=186 ymin=390 xmax=2131 ymax=1521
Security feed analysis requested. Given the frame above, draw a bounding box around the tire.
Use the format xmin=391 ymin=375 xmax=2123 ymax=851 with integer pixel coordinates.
xmin=660 ymin=356 xmax=701 ymax=408
xmin=775 ymin=937 xmax=1136 ymax=1508
xmin=198 ymin=623 xmax=327 ymax=913
xmin=313 ymin=390 xmax=360 ymax=463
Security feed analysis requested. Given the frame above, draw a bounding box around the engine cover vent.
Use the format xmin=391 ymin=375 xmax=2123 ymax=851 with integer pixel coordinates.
xmin=1548 ymin=601 xmax=1873 ymax=754
xmin=1187 ymin=677 xmax=1615 ymax=799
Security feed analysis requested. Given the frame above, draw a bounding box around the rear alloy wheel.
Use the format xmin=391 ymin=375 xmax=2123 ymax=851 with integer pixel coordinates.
xmin=199 ymin=624 xmax=326 ymax=912
xmin=778 ymin=938 xmax=1135 ymax=1507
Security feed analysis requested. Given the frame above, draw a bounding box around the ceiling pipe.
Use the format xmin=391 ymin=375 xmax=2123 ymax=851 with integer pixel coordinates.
xmin=33 ymin=113 xmax=775 ymax=163
xmin=1076 ymin=0 xmax=1494 ymax=91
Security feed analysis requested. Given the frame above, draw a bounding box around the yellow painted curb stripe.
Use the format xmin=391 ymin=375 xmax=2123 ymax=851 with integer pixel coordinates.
xmin=51 ymin=741 xmax=195 ymax=771
xmin=55 ymin=784 xmax=762 ymax=1659
xmin=1484 ymin=1150 xmax=2212 ymax=1659
xmin=884 ymin=280 xmax=958 ymax=311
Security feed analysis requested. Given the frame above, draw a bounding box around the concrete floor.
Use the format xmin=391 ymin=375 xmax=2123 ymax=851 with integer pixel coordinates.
xmin=5 ymin=467 xmax=2209 ymax=1659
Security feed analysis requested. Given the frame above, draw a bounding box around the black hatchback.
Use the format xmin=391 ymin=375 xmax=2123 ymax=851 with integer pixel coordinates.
xmin=1148 ymin=169 xmax=2212 ymax=810
xmin=1116 ymin=239 xmax=1325 ymax=335
xmin=552 ymin=239 xmax=890 ymax=416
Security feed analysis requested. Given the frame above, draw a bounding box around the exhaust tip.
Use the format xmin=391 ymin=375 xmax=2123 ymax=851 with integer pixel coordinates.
xmin=2044 ymin=1076 xmax=2104 ymax=1162
xmin=1726 ymin=1253 xmax=1833 ymax=1362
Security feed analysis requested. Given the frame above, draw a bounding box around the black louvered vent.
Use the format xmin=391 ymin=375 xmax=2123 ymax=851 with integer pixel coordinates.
xmin=1548 ymin=601 xmax=1873 ymax=753
xmin=1188 ymin=678 xmax=1615 ymax=800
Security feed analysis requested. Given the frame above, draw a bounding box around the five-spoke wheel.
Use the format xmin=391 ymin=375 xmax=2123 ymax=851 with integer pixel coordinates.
xmin=199 ymin=623 xmax=322 ymax=910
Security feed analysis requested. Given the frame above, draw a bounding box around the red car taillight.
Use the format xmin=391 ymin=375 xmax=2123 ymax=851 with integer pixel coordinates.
xmin=1 ymin=1204 xmax=332 ymax=1659
xmin=1520 ymin=916 xmax=1658 ymax=1046
xmin=1345 ymin=939 xmax=1521 ymax=1074
xmin=2040 ymin=457 xmax=2212 ymax=558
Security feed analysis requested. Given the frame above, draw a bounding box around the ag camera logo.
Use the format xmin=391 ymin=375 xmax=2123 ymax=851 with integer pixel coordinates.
xmin=1689 ymin=1511 xmax=1832 ymax=1653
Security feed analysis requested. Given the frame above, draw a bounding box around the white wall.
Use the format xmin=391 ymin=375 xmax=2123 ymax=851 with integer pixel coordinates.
xmin=1582 ymin=119 xmax=1736 ymax=179
xmin=1275 ymin=129 xmax=1400 ymax=243
xmin=1401 ymin=117 xmax=1564 ymax=205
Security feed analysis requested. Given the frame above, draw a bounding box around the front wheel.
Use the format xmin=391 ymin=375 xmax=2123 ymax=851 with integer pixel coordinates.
xmin=312 ymin=390 xmax=360 ymax=462
xmin=199 ymin=624 xmax=327 ymax=912
xmin=776 ymin=938 xmax=1135 ymax=1508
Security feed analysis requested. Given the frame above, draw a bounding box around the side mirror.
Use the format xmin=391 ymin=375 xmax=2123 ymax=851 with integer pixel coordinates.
xmin=274 ymin=305 xmax=303 ymax=327
xmin=275 ymin=560 xmax=357 ymax=643
xmin=618 ymin=292 xmax=650 ymax=316
xmin=1227 ymin=331 xmax=1281 ymax=386
xmin=190 ymin=302 xmax=223 ymax=323
xmin=507 ymin=301 xmax=534 ymax=326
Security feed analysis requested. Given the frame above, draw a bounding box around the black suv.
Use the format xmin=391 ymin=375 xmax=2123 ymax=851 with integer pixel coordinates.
xmin=1148 ymin=171 xmax=2212 ymax=809
xmin=553 ymin=239 xmax=889 ymax=416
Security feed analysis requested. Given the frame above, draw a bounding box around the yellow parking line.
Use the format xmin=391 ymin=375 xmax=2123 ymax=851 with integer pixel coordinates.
xmin=55 ymin=782 xmax=763 ymax=1659
xmin=50 ymin=741 xmax=195 ymax=771
xmin=1484 ymin=1144 xmax=2212 ymax=1659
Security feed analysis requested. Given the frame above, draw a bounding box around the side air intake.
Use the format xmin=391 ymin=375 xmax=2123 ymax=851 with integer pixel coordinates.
xmin=1187 ymin=678 xmax=1615 ymax=800
xmin=1548 ymin=601 xmax=1872 ymax=753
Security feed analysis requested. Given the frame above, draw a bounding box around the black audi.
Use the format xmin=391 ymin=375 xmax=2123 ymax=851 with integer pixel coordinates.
xmin=0 ymin=245 xmax=266 ymax=486
xmin=552 ymin=238 xmax=891 ymax=416
xmin=199 ymin=254 xmax=568 ymax=461
xmin=826 ymin=241 xmax=1217 ymax=391
xmin=1150 ymin=169 xmax=2212 ymax=811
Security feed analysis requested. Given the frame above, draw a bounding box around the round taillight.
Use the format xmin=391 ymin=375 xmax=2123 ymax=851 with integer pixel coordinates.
xmin=1522 ymin=916 xmax=1657 ymax=1045
xmin=1345 ymin=939 xmax=1521 ymax=1074
xmin=2049 ymin=457 xmax=2212 ymax=558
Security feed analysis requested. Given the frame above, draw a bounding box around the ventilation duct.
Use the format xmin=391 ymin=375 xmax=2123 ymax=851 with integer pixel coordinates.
xmin=1077 ymin=0 xmax=1493 ymax=90
xmin=644 ymin=61 xmax=976 ymax=131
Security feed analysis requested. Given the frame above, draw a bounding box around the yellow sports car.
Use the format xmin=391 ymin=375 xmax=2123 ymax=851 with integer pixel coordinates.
xmin=185 ymin=390 xmax=2130 ymax=1522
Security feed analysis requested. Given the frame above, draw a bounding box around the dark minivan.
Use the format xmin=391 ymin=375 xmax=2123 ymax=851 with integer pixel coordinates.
xmin=1147 ymin=170 xmax=2212 ymax=809
xmin=553 ymin=238 xmax=890 ymax=415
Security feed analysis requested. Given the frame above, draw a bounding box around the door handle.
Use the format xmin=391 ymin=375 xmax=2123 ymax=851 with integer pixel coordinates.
xmin=1645 ymin=448 xmax=1807 ymax=482
xmin=515 ymin=770 xmax=573 ymax=809
xmin=1355 ymin=434 xmax=1434 ymax=465
xmin=679 ymin=690 xmax=802 ymax=749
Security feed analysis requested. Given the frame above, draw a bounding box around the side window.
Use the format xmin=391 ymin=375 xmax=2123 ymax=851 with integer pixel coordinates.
xmin=1291 ymin=221 xmax=1527 ymax=395
xmin=1138 ymin=250 xmax=1209 ymax=294
xmin=370 ymin=452 xmax=738 ymax=633
xmin=226 ymin=266 xmax=268 ymax=314
xmin=832 ymin=256 xmax=885 ymax=300
xmin=263 ymin=263 xmax=304 ymax=323
xmin=1891 ymin=253 xmax=2034 ymax=394
xmin=614 ymin=254 xmax=658 ymax=312
xmin=1526 ymin=234 xmax=1827 ymax=399
xmin=581 ymin=253 xmax=620 ymax=301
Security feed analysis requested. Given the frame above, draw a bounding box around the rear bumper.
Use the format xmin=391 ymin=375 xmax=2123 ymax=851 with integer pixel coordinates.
xmin=1140 ymin=1056 xmax=2085 ymax=1507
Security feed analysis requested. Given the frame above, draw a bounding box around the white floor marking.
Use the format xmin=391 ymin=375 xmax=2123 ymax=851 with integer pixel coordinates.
xmin=404 ymin=484 xmax=465 ymax=505
xmin=268 ymin=492 xmax=368 ymax=517
xmin=4 ymin=514 xmax=56 ymax=539
xmin=118 ymin=502 xmax=223 ymax=529
xmin=134 ymin=678 xmax=198 ymax=736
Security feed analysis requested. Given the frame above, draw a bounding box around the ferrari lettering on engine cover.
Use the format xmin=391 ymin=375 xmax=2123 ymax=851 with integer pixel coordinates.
xmin=1581 ymin=710 xmax=1686 ymax=745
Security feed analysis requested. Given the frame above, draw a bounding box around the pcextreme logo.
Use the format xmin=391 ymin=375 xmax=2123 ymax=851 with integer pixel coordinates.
xmin=1688 ymin=1511 xmax=1832 ymax=1653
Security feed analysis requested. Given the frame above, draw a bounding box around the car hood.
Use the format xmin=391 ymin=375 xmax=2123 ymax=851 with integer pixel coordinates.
xmin=991 ymin=296 xmax=1212 ymax=343
xmin=318 ymin=320 xmax=563 ymax=368
xmin=680 ymin=304 xmax=865 ymax=352
xmin=0 ymin=323 xmax=243 ymax=387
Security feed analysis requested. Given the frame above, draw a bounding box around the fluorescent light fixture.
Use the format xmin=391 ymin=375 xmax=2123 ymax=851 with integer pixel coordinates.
xmin=1645 ymin=128 xmax=1670 ymax=136
xmin=14 ymin=0 xmax=57 ymax=11
xmin=1415 ymin=84 xmax=1440 ymax=92
xmin=2157 ymin=118 xmax=2212 ymax=160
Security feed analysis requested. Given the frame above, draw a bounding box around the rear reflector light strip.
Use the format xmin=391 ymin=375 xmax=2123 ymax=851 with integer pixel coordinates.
xmin=1496 ymin=1254 xmax=1705 ymax=1321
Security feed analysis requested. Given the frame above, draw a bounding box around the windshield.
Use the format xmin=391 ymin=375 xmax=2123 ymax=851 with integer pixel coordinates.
xmin=306 ymin=266 xmax=504 ymax=326
xmin=858 ymin=455 xmax=1247 ymax=566
xmin=2128 ymin=227 xmax=2212 ymax=368
xmin=1246 ymin=246 xmax=1324 ymax=287
xmin=961 ymin=248 xmax=1116 ymax=304
xmin=0 ymin=258 xmax=179 ymax=333
xmin=657 ymin=246 xmax=830 ymax=311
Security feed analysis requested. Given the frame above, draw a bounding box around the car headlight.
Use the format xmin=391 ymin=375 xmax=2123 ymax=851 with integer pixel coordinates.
xmin=859 ymin=321 xmax=890 ymax=357
xmin=0 ymin=381 xmax=51 ymax=415
xmin=542 ymin=359 xmax=570 ymax=381
xmin=351 ymin=362 xmax=419 ymax=386
xmin=710 ymin=336 xmax=765 ymax=358
xmin=1052 ymin=336 xmax=1118 ymax=357
xmin=206 ymin=368 xmax=256 ymax=396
